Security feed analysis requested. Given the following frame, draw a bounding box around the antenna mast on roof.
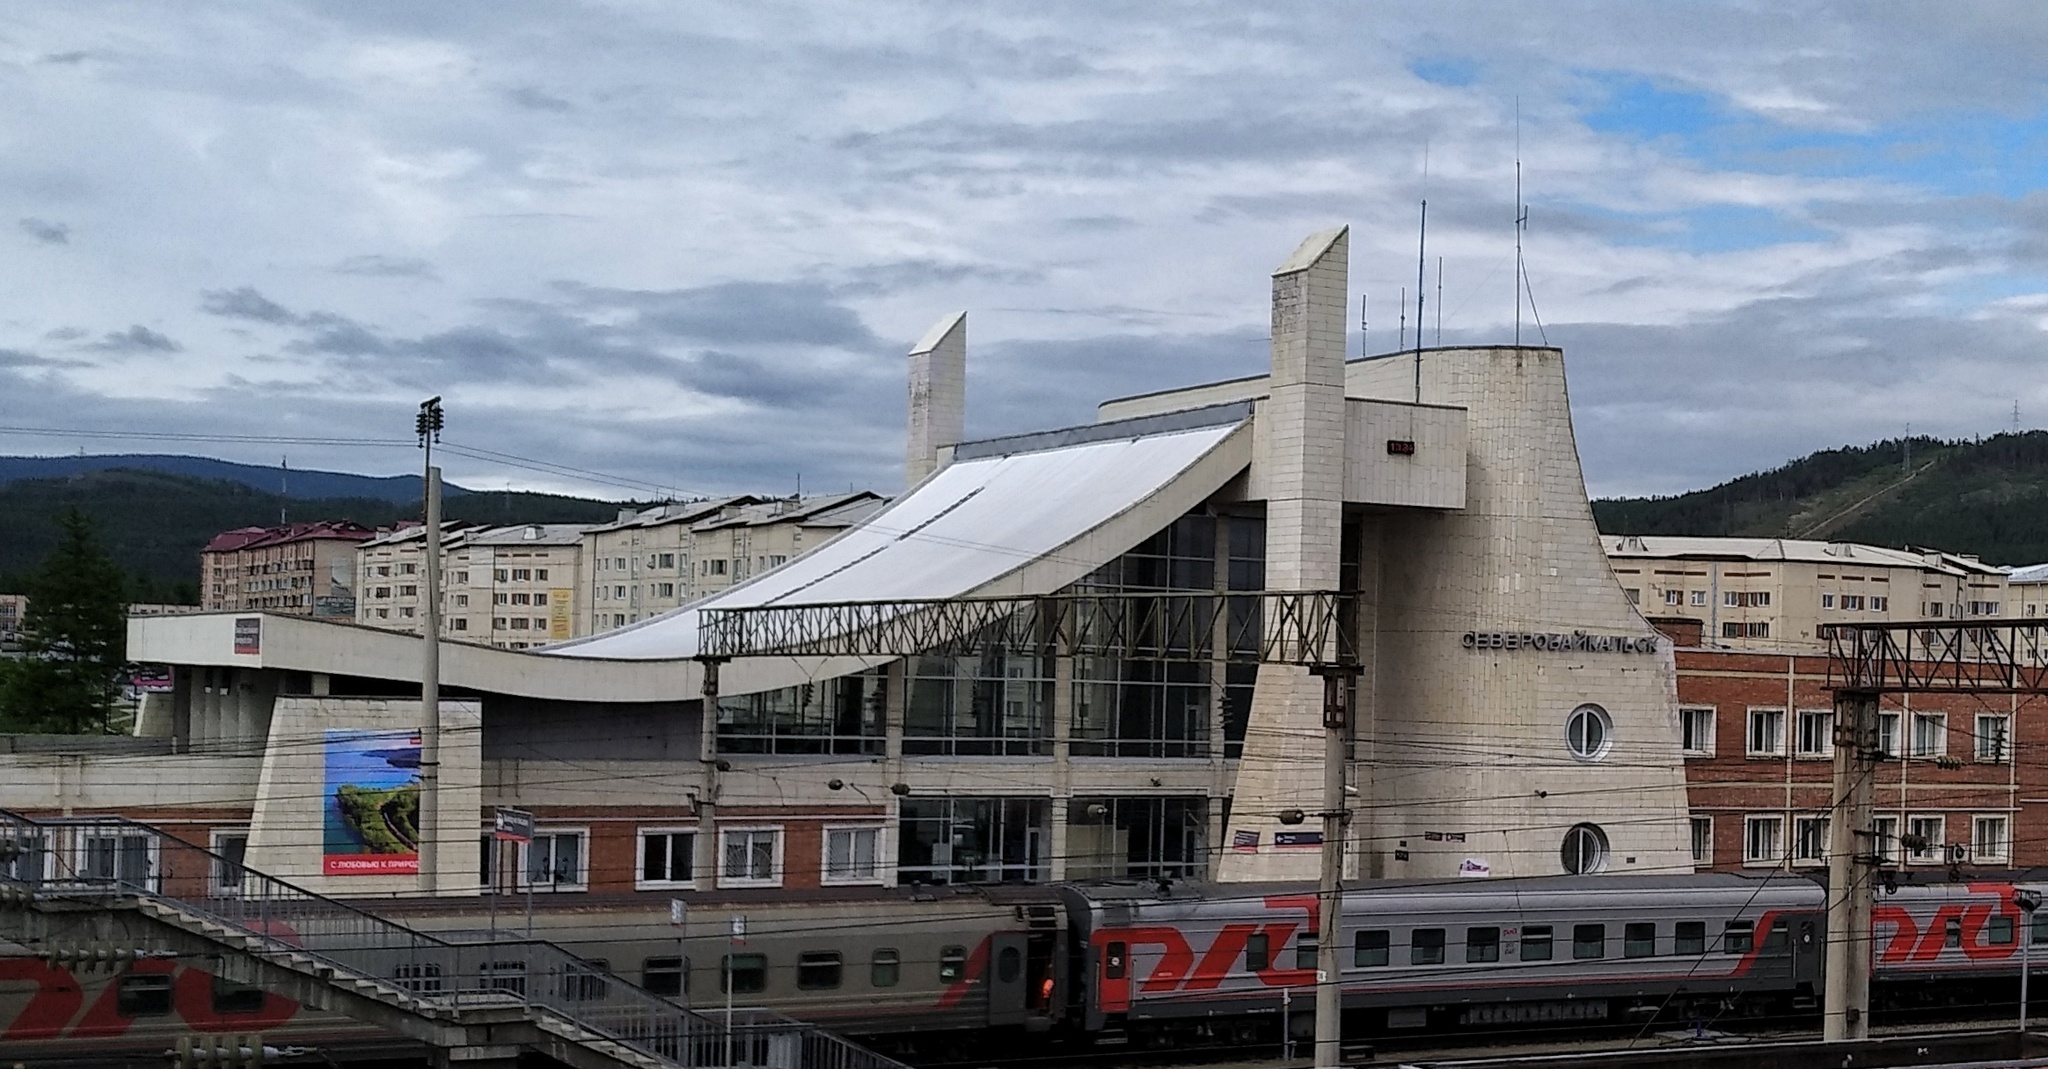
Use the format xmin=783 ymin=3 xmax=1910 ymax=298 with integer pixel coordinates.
xmin=1397 ymin=288 xmax=1406 ymax=352
xmin=1515 ymin=98 xmax=1526 ymax=347
xmin=1436 ymin=256 xmax=1444 ymax=347
xmin=1414 ymin=142 xmax=1428 ymax=403
xmin=1359 ymin=293 xmax=1368 ymax=358
xmin=280 ymin=455 xmax=288 ymax=526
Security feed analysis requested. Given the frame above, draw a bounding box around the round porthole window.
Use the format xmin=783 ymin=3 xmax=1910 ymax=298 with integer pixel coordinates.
xmin=1561 ymin=823 xmax=1610 ymax=875
xmin=1565 ymin=704 xmax=1613 ymax=761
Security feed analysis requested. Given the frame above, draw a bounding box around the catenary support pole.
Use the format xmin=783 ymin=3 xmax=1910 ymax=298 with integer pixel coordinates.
xmin=416 ymin=397 xmax=444 ymax=896
xmin=1823 ymin=690 xmax=1878 ymax=1041
xmin=1312 ymin=664 xmax=1359 ymax=1068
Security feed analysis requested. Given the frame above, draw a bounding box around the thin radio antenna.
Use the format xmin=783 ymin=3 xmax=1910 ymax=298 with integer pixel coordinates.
xmin=1415 ymin=143 xmax=1429 ymax=402
xmin=1398 ymin=287 xmax=1407 ymax=352
xmin=1515 ymin=97 xmax=1526 ymax=347
xmin=1358 ymin=293 xmax=1369 ymax=358
xmin=279 ymin=454 xmax=289 ymax=526
xmin=1435 ymin=256 xmax=1444 ymax=347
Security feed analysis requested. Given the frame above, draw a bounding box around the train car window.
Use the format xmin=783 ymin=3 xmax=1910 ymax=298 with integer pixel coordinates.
xmin=1354 ymin=930 xmax=1390 ymax=967
xmin=643 ymin=957 xmax=686 ymax=997
xmin=1466 ymin=927 xmax=1499 ymax=963
xmin=1723 ymin=921 xmax=1753 ymax=954
xmin=2035 ymin=912 xmax=2048 ymax=946
xmin=1674 ymin=922 xmax=1706 ymax=955
xmin=723 ymin=954 xmax=768 ymax=995
xmin=1624 ymin=923 xmax=1656 ymax=958
xmin=567 ymin=959 xmax=610 ymax=1002
xmin=1411 ymin=929 xmax=1446 ymax=965
xmin=117 ymin=974 xmax=172 ymax=1017
xmin=1766 ymin=919 xmax=1790 ymax=950
xmin=872 ymin=949 xmax=901 ymax=987
xmin=798 ymin=951 xmax=844 ymax=990
xmin=1245 ymin=932 xmax=1271 ymax=971
xmin=939 ymin=946 xmax=967 ymax=983
xmin=996 ymin=947 xmax=1022 ymax=984
xmin=1572 ymin=924 xmax=1606 ymax=960
xmin=1294 ymin=933 xmax=1318 ymax=971
xmin=1102 ymin=942 xmax=1126 ymax=980
xmin=396 ymin=962 xmax=444 ymax=995
xmin=1990 ymin=915 xmax=2016 ymax=945
xmin=1521 ymin=926 xmax=1553 ymax=961
xmin=1944 ymin=917 xmax=1962 ymax=949
xmin=211 ymin=975 xmax=266 ymax=1015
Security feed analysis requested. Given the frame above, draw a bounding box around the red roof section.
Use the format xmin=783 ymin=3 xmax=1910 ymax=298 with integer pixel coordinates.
xmin=201 ymin=520 xmax=376 ymax=554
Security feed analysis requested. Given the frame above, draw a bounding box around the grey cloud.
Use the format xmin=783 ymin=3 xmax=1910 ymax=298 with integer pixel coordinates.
xmin=201 ymin=286 xmax=297 ymax=325
xmin=43 ymin=327 xmax=86 ymax=341
xmin=19 ymin=218 xmax=69 ymax=245
xmin=561 ymin=280 xmax=881 ymax=349
xmin=508 ymin=86 xmax=572 ymax=112
xmin=333 ymin=255 xmax=439 ymax=279
xmin=86 ymin=325 xmax=180 ymax=353
xmin=38 ymin=51 xmax=90 ymax=65
xmin=833 ymin=259 xmax=1044 ymax=297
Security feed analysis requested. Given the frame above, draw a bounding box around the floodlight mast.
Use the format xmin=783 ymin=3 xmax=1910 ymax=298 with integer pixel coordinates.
xmin=416 ymin=396 xmax=444 ymax=894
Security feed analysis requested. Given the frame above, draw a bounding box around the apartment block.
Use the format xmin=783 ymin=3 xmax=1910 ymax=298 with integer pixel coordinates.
xmin=580 ymin=493 xmax=884 ymax=633
xmin=1606 ymin=536 xmax=2009 ymax=651
xmin=199 ymin=521 xmax=375 ymax=615
xmin=355 ymin=523 xmax=584 ymax=649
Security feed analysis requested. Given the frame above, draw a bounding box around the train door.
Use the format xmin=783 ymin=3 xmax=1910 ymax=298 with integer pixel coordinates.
xmin=1024 ymin=931 xmax=1059 ymax=1031
xmin=988 ymin=933 xmax=1029 ymax=1026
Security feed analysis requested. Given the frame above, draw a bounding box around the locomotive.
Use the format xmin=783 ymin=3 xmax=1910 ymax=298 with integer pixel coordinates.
xmin=3 ymin=872 xmax=2042 ymax=1063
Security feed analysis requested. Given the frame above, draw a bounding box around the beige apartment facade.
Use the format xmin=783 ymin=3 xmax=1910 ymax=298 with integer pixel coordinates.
xmin=580 ymin=493 xmax=884 ymax=633
xmin=199 ymin=521 xmax=374 ymax=616
xmin=355 ymin=523 xmax=585 ymax=648
xmin=1604 ymin=535 xmax=2010 ymax=651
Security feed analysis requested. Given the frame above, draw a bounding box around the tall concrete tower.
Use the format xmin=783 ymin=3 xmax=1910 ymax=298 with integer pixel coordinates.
xmin=906 ymin=312 xmax=966 ymax=487
xmin=1216 ymin=227 xmax=1350 ymax=882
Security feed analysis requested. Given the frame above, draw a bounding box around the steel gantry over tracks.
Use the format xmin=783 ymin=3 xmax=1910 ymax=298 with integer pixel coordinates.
xmin=1820 ymin=620 xmax=2048 ymax=1042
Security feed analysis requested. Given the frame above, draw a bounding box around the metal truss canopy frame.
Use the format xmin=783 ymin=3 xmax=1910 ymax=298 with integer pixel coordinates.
xmin=1823 ymin=620 xmax=2048 ymax=694
xmin=697 ymin=590 xmax=1357 ymax=666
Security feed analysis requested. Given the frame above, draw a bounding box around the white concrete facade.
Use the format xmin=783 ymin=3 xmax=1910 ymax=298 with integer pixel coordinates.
xmin=905 ymin=312 xmax=966 ymax=487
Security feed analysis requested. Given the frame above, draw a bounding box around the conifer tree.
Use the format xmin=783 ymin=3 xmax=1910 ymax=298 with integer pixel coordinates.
xmin=0 ymin=508 xmax=128 ymax=733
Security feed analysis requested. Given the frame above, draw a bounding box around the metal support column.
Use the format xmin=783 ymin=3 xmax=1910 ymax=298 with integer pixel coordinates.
xmin=1311 ymin=663 xmax=1359 ymax=1069
xmin=1823 ymin=689 xmax=1878 ymax=1042
xmin=416 ymin=397 xmax=444 ymax=895
xmin=696 ymin=658 xmax=725 ymax=888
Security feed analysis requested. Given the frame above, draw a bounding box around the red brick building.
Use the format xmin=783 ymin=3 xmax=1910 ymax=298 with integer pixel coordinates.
xmin=1675 ymin=644 xmax=2044 ymax=874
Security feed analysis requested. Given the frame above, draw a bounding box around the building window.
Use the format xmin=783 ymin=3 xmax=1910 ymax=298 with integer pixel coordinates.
xmin=1822 ymin=593 xmax=1836 ymax=609
xmin=452 ymin=619 xmax=468 ymax=631
xmin=1690 ymin=590 xmax=1707 ymax=606
xmin=1565 ymin=704 xmax=1612 ymax=761
xmin=511 ymin=568 xmax=532 ymax=581
xmin=1746 ymin=709 xmax=1785 ymax=756
xmin=719 ymin=828 xmax=782 ymax=887
xmin=709 ymin=560 xmax=727 ymax=576
xmin=522 ymin=831 xmax=586 ymax=891
xmin=1906 ymin=815 xmax=1944 ymax=864
xmin=1871 ymin=596 xmax=1888 ymax=611
xmin=898 ymin=797 xmax=1049 ymax=885
xmin=823 ymin=827 xmax=882 ymax=885
xmin=454 ymin=594 xmax=469 ymax=607
xmin=717 ymin=670 xmax=885 ymax=755
xmin=512 ymin=593 xmax=530 ymax=606
xmin=1664 ymin=589 xmax=1683 ymax=606
xmin=1624 ymin=588 xmax=1640 ymax=604
xmin=656 ymin=583 xmax=675 ymax=598
xmin=658 ymin=553 xmax=676 ymax=568
xmin=907 ymin=652 xmax=1052 ymax=756
xmin=1910 ymin=712 xmax=1946 ymax=758
xmin=1690 ymin=816 xmax=1713 ymax=867
xmin=1795 ymin=710 xmax=1833 ymax=758
xmin=1969 ymin=601 xmax=2001 ymax=617
xmin=1872 ymin=816 xmax=1901 ymax=865
xmin=1743 ymin=816 xmax=1783 ymax=866
xmin=210 ymin=830 xmax=249 ymax=894
xmin=1976 ymin=714 xmax=2010 ymax=762
xmin=1843 ymin=595 xmax=1865 ymax=610
xmin=1560 ymin=823 xmax=1609 ymax=875
xmin=1926 ymin=602 xmax=1945 ymax=617
xmin=1974 ymin=816 xmax=2011 ymax=864
xmin=638 ymin=829 xmax=695 ymax=888
xmin=535 ymin=568 xmax=549 ymax=581
xmin=1793 ymin=815 xmax=1828 ymax=865
xmin=1877 ymin=711 xmax=1901 ymax=758
xmin=1680 ymin=707 xmax=1715 ymax=756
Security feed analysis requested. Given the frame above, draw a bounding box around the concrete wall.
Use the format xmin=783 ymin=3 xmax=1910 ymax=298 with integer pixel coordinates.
xmin=248 ymin=696 xmax=482 ymax=896
xmin=1348 ymin=347 xmax=1693 ymax=879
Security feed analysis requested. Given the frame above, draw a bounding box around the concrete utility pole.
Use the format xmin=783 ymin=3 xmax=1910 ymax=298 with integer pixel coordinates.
xmin=1823 ymin=690 xmax=1879 ymax=1041
xmin=1311 ymin=664 xmax=1360 ymax=1068
xmin=416 ymin=397 xmax=445 ymax=895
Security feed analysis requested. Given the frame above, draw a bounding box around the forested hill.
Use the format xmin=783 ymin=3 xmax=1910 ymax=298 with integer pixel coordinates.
xmin=0 ymin=468 xmax=626 ymax=602
xmin=1592 ymin=432 xmax=2048 ymax=567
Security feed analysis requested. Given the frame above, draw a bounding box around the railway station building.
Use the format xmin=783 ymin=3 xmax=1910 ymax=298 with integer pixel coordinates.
xmin=3 ymin=226 xmax=1700 ymax=899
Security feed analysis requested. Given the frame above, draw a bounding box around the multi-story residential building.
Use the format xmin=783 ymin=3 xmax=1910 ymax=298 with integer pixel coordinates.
xmin=357 ymin=523 xmax=585 ymax=649
xmin=1605 ymin=536 xmax=2009 ymax=651
xmin=581 ymin=493 xmax=885 ymax=632
xmin=0 ymin=593 xmax=25 ymax=648
xmin=2008 ymin=561 xmax=2048 ymax=616
xmin=199 ymin=521 xmax=374 ymax=615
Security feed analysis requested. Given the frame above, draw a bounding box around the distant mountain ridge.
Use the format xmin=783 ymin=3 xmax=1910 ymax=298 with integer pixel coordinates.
xmin=0 ymin=454 xmax=476 ymax=504
xmin=1592 ymin=432 xmax=2048 ymax=567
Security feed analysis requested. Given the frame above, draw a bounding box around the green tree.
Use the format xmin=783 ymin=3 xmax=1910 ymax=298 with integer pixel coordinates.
xmin=0 ymin=508 xmax=129 ymax=733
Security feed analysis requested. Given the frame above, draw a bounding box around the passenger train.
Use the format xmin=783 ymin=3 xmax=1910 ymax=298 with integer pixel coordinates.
xmin=4 ymin=872 xmax=2044 ymax=1064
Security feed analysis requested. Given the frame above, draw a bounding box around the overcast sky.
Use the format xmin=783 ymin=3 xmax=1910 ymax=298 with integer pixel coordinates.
xmin=4 ymin=2 xmax=2047 ymax=501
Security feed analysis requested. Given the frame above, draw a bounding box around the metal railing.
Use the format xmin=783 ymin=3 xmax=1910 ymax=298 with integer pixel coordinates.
xmin=0 ymin=809 xmax=908 ymax=1069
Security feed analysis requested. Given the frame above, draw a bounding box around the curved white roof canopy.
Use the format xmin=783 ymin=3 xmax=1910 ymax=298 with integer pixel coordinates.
xmin=544 ymin=419 xmax=1251 ymax=662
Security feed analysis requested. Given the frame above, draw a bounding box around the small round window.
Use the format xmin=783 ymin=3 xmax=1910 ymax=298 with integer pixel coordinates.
xmin=1565 ymin=704 xmax=1613 ymax=761
xmin=1562 ymin=823 xmax=1610 ymax=875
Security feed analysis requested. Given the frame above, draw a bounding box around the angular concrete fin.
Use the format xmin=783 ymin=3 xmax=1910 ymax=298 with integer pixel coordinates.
xmin=910 ymin=311 xmax=967 ymax=356
xmin=1273 ymin=226 xmax=1349 ymax=277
